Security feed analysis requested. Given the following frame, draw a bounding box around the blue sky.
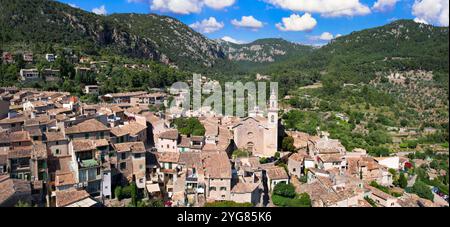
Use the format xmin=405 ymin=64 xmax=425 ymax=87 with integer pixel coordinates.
xmin=57 ymin=0 xmax=449 ymax=45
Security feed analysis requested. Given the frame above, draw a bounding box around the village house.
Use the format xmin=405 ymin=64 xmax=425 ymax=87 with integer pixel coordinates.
xmin=157 ymin=129 xmax=180 ymax=153
xmin=130 ymin=92 xmax=167 ymax=106
xmin=265 ymin=166 xmax=289 ymax=192
xmin=2 ymin=52 xmax=14 ymax=64
xmin=366 ymin=185 xmax=400 ymax=207
xmin=101 ymin=91 xmax=148 ymax=104
xmin=0 ymin=99 xmax=10 ymax=120
xmin=346 ymin=156 xmax=393 ymax=186
xmin=6 ymin=146 xmax=33 ymax=180
xmin=55 ymin=189 xmax=100 ymax=207
xmin=317 ymin=154 xmax=345 ymax=170
xmin=22 ymin=52 xmax=33 ymax=63
xmin=307 ymin=168 xmax=331 ymax=184
xmin=154 ymin=152 xmax=181 ymax=198
xmin=20 ymin=69 xmax=40 ymax=82
xmin=84 ymin=85 xmax=99 ymax=95
xmin=68 ymin=139 xmax=109 ymax=195
xmin=75 ymin=67 xmax=92 ymax=76
xmin=49 ymin=155 xmax=75 ymax=192
xmin=0 ymin=130 xmax=33 ymax=149
xmin=0 ymin=116 xmax=27 ymax=132
xmin=45 ymin=54 xmax=56 ymax=62
xmin=286 ymin=131 xmax=316 ymax=151
xmin=288 ymin=152 xmax=310 ymax=178
xmin=307 ymin=133 xmax=346 ymax=160
xmin=112 ymin=142 xmax=146 ymax=189
xmin=30 ymin=143 xmax=48 ymax=182
xmin=203 ymin=152 xmax=232 ymax=202
xmin=177 ymin=152 xmax=205 ymax=202
xmin=0 ymin=175 xmax=32 ymax=207
xmin=374 ymin=156 xmax=400 ymax=170
xmin=230 ymin=181 xmax=261 ymax=205
xmin=64 ymin=119 xmax=110 ymax=141
xmin=299 ymin=172 xmax=366 ymax=207
xmin=110 ymin=122 xmax=147 ymax=144
xmin=178 ymin=136 xmax=205 ymax=153
xmin=44 ymin=131 xmax=69 ymax=157
xmin=23 ymin=101 xmax=54 ymax=114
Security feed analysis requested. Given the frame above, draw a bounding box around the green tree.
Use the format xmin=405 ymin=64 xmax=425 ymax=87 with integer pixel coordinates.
xmin=412 ymin=181 xmax=434 ymax=201
xmin=115 ymin=186 xmax=123 ymax=201
xmin=172 ymin=118 xmax=205 ymax=136
xmin=398 ymin=173 xmax=408 ymax=189
xmin=282 ymin=136 xmax=296 ymax=152
xmin=14 ymin=200 xmax=32 ymax=207
xmin=130 ymin=182 xmax=138 ymax=207
xmin=273 ymin=183 xmax=296 ymax=198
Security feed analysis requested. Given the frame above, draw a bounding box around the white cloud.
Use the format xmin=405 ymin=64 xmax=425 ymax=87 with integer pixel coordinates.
xmin=266 ymin=0 xmax=371 ymax=17
xmin=148 ymin=0 xmax=235 ymax=14
xmin=190 ymin=17 xmax=224 ymax=33
xmin=372 ymin=0 xmax=399 ymax=12
xmin=276 ymin=13 xmax=317 ymax=32
xmin=231 ymin=16 xmax=264 ymax=29
xmin=92 ymin=5 xmax=107 ymax=15
xmin=203 ymin=0 xmax=235 ymax=9
xmin=151 ymin=0 xmax=202 ymax=14
xmin=412 ymin=0 xmax=449 ymax=26
xmin=309 ymin=32 xmax=336 ymax=41
xmin=319 ymin=32 xmax=334 ymax=41
xmin=221 ymin=36 xmax=246 ymax=44
xmin=335 ymin=34 xmax=342 ymax=38
xmin=69 ymin=3 xmax=79 ymax=8
xmin=414 ymin=17 xmax=429 ymax=25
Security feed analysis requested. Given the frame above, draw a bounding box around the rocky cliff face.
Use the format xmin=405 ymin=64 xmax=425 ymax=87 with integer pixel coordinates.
xmin=217 ymin=38 xmax=314 ymax=63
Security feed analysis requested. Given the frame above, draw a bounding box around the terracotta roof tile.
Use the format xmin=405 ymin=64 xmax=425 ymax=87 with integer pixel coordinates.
xmin=65 ymin=119 xmax=109 ymax=134
xmin=55 ymin=189 xmax=90 ymax=207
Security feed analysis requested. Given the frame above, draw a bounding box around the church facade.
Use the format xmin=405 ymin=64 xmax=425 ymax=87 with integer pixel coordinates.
xmin=232 ymin=90 xmax=278 ymax=157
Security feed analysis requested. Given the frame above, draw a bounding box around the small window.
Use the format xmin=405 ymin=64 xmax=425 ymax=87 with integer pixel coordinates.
xmin=85 ymin=133 xmax=89 ymax=139
xmin=55 ymin=149 xmax=60 ymax=155
xmin=220 ymin=187 xmax=227 ymax=191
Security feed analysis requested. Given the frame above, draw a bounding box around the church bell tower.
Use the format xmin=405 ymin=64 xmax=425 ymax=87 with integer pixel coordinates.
xmin=268 ymin=89 xmax=278 ymax=127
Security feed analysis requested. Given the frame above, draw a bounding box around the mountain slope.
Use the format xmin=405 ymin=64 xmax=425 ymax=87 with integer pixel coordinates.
xmin=0 ymin=0 xmax=164 ymax=61
xmin=218 ymin=38 xmax=314 ymax=63
xmin=269 ymin=20 xmax=449 ymax=86
xmin=0 ymin=0 xmax=225 ymax=71
xmin=321 ymin=20 xmax=449 ymax=78
xmin=108 ymin=14 xmax=225 ymax=70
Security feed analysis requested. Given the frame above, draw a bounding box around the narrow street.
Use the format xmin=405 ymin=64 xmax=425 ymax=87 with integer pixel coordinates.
xmin=291 ymin=176 xmax=303 ymax=194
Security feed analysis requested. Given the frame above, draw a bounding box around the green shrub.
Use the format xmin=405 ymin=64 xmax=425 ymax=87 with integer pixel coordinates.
xmin=412 ymin=181 xmax=434 ymax=201
xmin=273 ymin=183 xmax=296 ymax=198
xmin=115 ymin=186 xmax=123 ymax=200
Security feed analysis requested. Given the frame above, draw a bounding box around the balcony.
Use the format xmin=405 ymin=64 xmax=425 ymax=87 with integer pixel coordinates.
xmin=186 ymin=174 xmax=198 ymax=183
xmin=11 ymin=164 xmax=31 ymax=172
xmin=79 ymin=159 xmax=100 ymax=169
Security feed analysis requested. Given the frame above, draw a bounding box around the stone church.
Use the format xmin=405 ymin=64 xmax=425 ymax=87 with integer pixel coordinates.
xmin=232 ymin=90 xmax=278 ymax=157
